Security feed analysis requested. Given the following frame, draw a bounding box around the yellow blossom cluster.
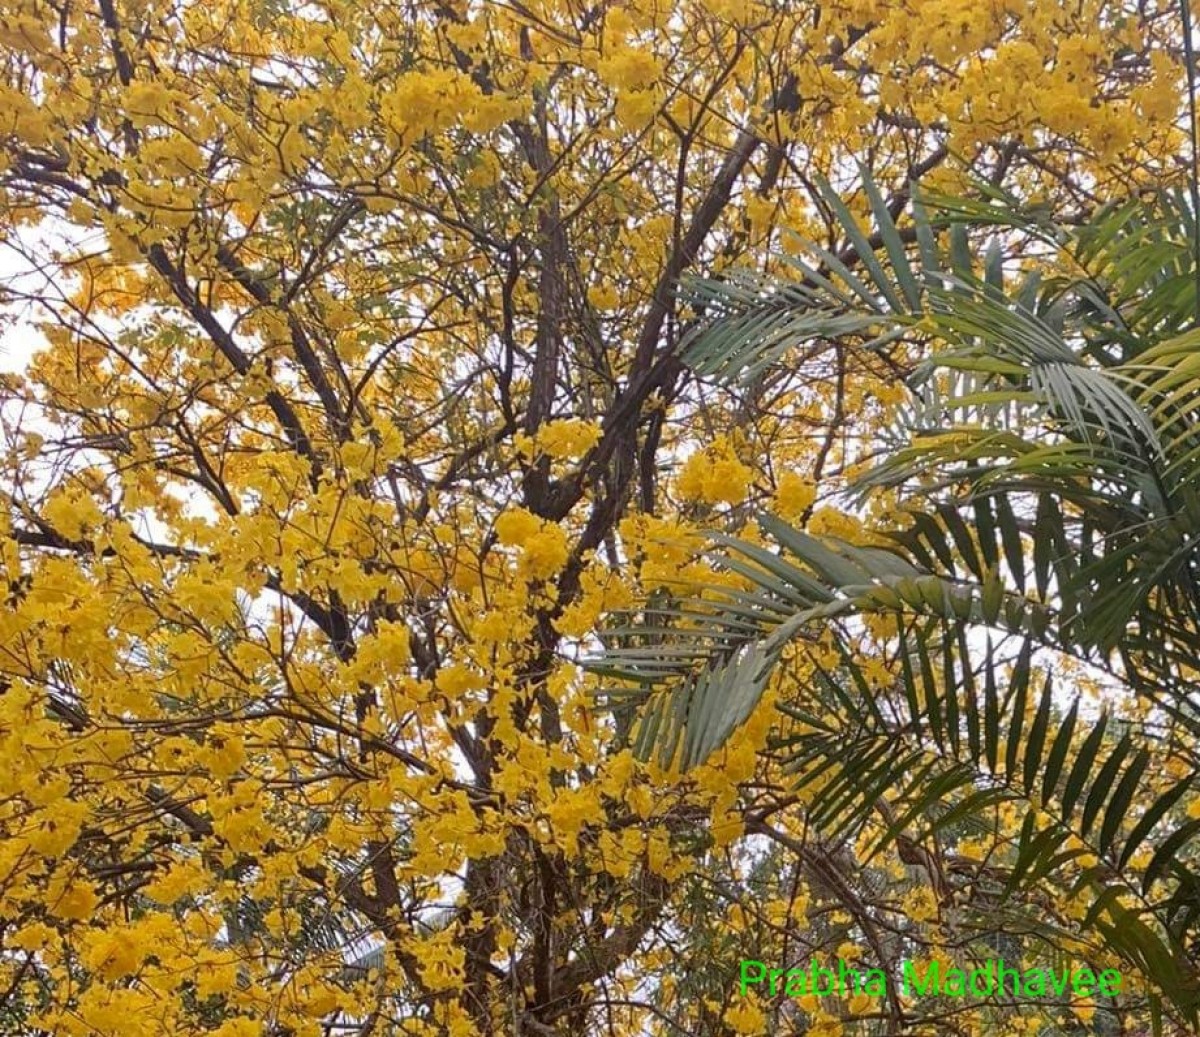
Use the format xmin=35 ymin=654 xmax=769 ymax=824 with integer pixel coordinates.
xmin=676 ymin=438 xmax=755 ymax=505
xmin=495 ymin=506 xmax=571 ymax=579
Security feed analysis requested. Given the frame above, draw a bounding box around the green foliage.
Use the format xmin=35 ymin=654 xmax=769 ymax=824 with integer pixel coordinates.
xmin=593 ymin=167 xmax=1200 ymax=1026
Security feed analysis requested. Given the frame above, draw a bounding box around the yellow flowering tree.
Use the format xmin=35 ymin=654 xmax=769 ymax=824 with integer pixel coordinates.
xmin=0 ymin=0 xmax=1192 ymax=1034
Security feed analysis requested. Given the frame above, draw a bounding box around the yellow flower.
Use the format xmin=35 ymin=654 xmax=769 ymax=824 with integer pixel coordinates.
xmin=546 ymin=788 xmax=600 ymax=855
xmin=439 ymin=663 xmax=485 ymax=697
xmin=461 ymin=92 xmax=521 ymax=133
xmin=775 ymin=471 xmax=816 ymax=519
xmin=725 ymin=999 xmax=765 ymax=1034
xmin=521 ymin=524 xmax=569 ymax=580
xmin=203 ymin=734 xmax=245 ymax=780
xmin=83 ymin=931 xmax=142 ymax=980
xmin=598 ymin=45 xmax=661 ymax=90
xmin=54 ymin=883 xmax=99 ymax=921
xmin=42 ymin=487 xmax=104 ymax=540
xmin=677 ymin=440 xmax=754 ymax=505
xmin=848 ymin=990 xmax=873 ymax=1014
xmin=495 ymin=507 xmax=542 ymax=546
xmin=615 ymin=88 xmax=660 ymax=128
xmin=26 ymin=800 xmax=87 ymax=858
xmin=534 ymin=419 xmax=602 ymax=460
xmin=587 ymin=282 xmax=620 ymax=309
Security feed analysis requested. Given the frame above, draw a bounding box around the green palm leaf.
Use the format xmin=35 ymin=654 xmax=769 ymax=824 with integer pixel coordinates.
xmin=594 ymin=165 xmax=1200 ymax=1024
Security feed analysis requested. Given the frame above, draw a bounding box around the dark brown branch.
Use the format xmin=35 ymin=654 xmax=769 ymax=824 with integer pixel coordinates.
xmin=215 ymin=244 xmax=348 ymax=437
xmin=143 ymin=244 xmax=320 ymax=468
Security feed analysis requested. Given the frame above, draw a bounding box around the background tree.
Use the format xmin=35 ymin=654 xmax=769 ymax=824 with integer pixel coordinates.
xmin=0 ymin=0 xmax=1191 ymax=1034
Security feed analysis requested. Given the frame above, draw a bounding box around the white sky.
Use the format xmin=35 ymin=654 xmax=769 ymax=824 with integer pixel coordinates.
xmin=0 ymin=217 xmax=95 ymax=373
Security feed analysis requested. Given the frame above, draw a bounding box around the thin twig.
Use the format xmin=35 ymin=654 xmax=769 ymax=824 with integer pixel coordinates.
xmin=1181 ymin=0 xmax=1200 ymax=326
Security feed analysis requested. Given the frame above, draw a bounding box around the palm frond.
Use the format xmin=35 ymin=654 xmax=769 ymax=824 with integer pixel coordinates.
xmin=594 ymin=165 xmax=1200 ymax=1023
